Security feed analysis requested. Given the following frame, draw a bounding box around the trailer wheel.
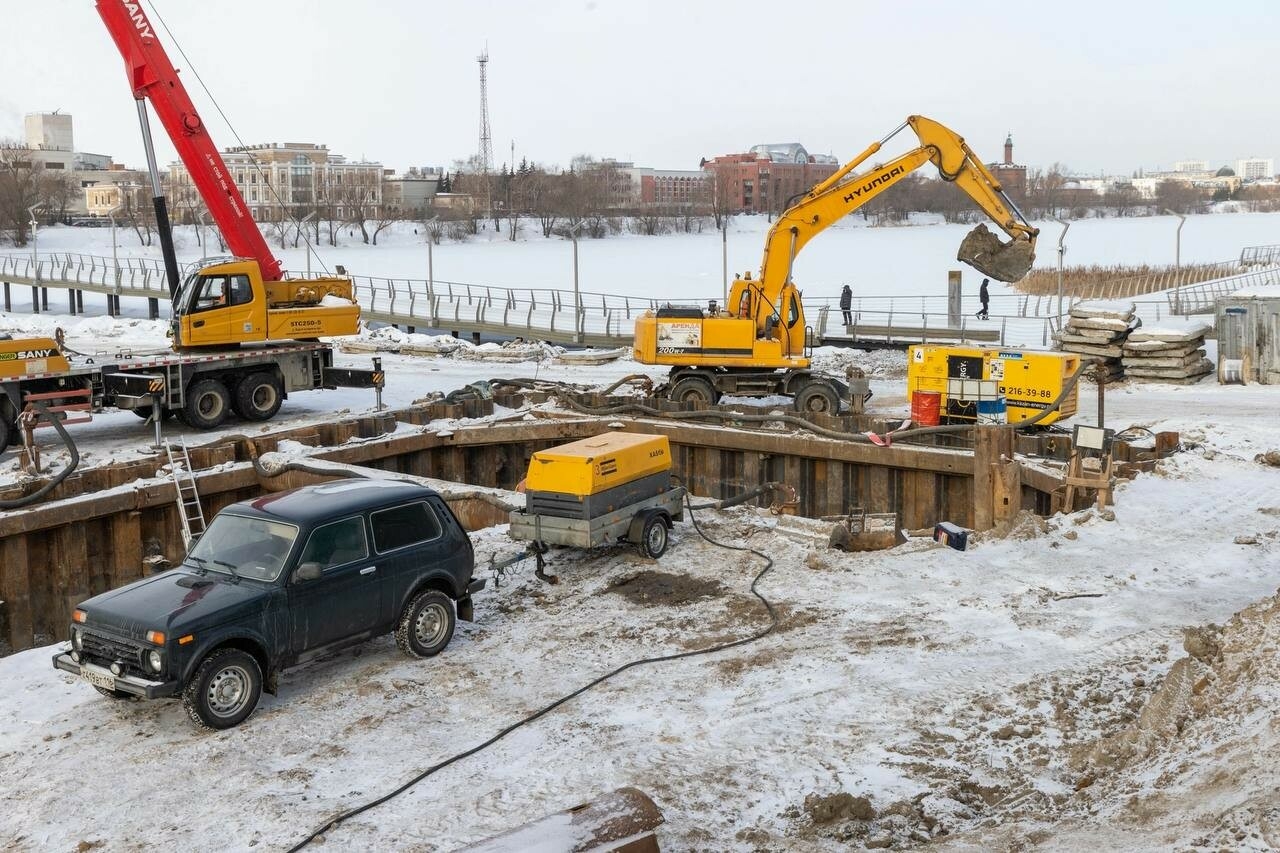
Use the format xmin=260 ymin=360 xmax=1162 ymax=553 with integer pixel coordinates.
xmin=794 ymin=382 xmax=839 ymax=414
xmin=637 ymin=512 xmax=670 ymax=559
xmin=180 ymin=379 xmax=231 ymax=429
xmin=670 ymin=376 xmax=717 ymax=406
xmin=233 ymin=372 xmax=283 ymax=422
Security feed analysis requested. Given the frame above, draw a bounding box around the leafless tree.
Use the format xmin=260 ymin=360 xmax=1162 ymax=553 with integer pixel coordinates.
xmin=0 ymin=140 xmax=42 ymax=246
xmin=37 ymin=172 xmax=79 ymax=223
xmin=1154 ymin=180 xmax=1207 ymax=215
xmin=121 ymin=189 xmax=156 ymax=246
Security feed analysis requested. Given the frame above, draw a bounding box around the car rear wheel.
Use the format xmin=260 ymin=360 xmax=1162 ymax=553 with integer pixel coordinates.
xmin=182 ymin=648 xmax=263 ymax=730
xmin=395 ymin=589 xmax=456 ymax=659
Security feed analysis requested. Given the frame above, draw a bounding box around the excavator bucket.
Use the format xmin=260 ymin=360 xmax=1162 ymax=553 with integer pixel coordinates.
xmin=957 ymin=223 xmax=1036 ymax=283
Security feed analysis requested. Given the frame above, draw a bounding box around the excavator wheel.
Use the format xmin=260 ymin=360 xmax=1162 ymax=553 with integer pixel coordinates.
xmin=794 ymin=382 xmax=839 ymax=414
xmin=957 ymin=224 xmax=1036 ymax=283
xmin=669 ymin=376 xmax=718 ymax=407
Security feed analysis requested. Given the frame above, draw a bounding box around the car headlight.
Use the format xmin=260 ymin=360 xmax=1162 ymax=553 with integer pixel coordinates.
xmin=147 ymin=650 xmax=163 ymax=673
xmin=71 ymin=629 xmax=83 ymax=651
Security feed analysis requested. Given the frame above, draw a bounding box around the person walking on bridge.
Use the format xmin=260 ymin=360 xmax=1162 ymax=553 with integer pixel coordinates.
xmin=839 ymin=283 xmax=853 ymax=326
xmin=975 ymin=277 xmax=990 ymax=320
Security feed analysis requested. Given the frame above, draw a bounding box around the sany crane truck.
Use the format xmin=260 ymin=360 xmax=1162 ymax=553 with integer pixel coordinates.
xmin=0 ymin=1 xmax=379 ymax=449
xmin=633 ymin=115 xmax=1040 ymax=413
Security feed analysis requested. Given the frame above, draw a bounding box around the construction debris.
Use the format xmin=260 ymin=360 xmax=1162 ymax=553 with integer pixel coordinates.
xmin=1122 ymin=320 xmax=1213 ymax=384
xmin=1056 ymin=300 xmax=1139 ymax=382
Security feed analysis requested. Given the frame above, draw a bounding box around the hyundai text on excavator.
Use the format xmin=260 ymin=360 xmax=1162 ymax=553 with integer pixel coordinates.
xmin=633 ymin=115 xmax=1039 ymax=413
xmin=0 ymin=2 xmax=379 ymax=448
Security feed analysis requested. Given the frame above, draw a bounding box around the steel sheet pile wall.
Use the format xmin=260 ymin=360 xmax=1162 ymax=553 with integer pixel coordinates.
xmin=1 ymin=400 xmax=1077 ymax=655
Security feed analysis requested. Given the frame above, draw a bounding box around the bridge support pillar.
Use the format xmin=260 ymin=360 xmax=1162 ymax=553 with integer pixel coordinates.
xmin=76 ymin=291 xmax=84 ymax=313
xmin=148 ymin=297 xmax=159 ymax=320
xmin=30 ymin=286 xmax=39 ymax=314
xmin=68 ymin=290 xmax=77 ymax=315
xmin=41 ymin=287 xmax=48 ymax=311
xmin=3 ymin=282 xmax=9 ymax=313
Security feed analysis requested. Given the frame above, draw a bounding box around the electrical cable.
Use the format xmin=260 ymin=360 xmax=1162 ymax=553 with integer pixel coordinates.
xmin=286 ymin=490 xmax=778 ymax=851
xmin=142 ymin=1 xmax=331 ymax=276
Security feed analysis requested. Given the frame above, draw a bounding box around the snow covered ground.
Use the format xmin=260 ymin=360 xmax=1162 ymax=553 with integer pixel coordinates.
xmin=2 ymin=220 xmax=1279 ymax=851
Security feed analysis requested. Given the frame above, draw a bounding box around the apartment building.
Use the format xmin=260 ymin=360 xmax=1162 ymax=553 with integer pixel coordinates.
xmin=167 ymin=142 xmax=384 ymax=222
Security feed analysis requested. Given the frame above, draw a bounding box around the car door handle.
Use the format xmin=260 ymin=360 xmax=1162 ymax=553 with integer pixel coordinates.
xmin=193 ymin=320 xmax=205 ymax=328
xmin=359 ymin=566 xmax=377 ymax=575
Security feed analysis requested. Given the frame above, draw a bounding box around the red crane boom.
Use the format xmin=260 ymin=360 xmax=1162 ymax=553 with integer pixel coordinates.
xmin=96 ymin=0 xmax=284 ymax=282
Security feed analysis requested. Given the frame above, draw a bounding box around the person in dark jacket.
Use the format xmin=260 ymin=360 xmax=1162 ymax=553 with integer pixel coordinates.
xmin=839 ymin=283 xmax=853 ymax=325
xmin=975 ymin=278 xmax=990 ymax=320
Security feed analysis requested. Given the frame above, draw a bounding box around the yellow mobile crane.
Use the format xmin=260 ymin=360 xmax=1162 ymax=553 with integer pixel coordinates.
xmin=633 ymin=115 xmax=1039 ymax=412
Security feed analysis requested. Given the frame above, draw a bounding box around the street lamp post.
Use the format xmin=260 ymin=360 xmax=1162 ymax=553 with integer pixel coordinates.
xmin=299 ymin=212 xmax=317 ymax=276
xmin=722 ymin=216 xmax=728 ymax=310
xmin=28 ymin=206 xmax=41 ymax=314
xmin=1050 ymin=216 xmax=1070 ymax=333
xmin=1163 ymin=209 xmax=1186 ymax=271
xmin=108 ymin=203 xmax=123 ymax=316
xmin=423 ymin=215 xmax=439 ymax=296
xmin=568 ymin=219 xmax=586 ymax=344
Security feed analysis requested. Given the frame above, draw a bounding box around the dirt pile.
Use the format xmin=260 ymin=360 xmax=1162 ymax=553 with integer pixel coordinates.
xmin=603 ymin=570 xmax=726 ymax=607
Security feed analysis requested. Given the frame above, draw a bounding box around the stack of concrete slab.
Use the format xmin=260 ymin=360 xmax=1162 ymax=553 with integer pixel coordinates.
xmin=1056 ymin=300 xmax=1138 ymax=382
xmin=1122 ymin=320 xmax=1213 ymax=384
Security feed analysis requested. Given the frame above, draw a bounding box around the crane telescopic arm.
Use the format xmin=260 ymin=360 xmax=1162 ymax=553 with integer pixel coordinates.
xmin=96 ymin=0 xmax=284 ymax=282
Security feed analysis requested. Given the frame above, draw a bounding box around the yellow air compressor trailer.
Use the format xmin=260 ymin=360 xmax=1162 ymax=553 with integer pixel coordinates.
xmin=907 ymin=345 xmax=1079 ymax=425
xmin=510 ymin=433 xmax=685 ymax=577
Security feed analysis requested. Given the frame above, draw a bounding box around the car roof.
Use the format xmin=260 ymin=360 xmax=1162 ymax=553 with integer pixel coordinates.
xmin=227 ymin=479 xmax=439 ymax=525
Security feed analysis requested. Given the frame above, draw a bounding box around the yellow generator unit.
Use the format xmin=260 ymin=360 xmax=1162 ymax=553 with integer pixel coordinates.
xmin=907 ymin=345 xmax=1079 ymax=425
xmin=524 ymin=432 xmax=673 ymax=520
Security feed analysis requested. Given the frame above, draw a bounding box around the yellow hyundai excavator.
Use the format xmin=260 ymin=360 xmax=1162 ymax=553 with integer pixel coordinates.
xmin=633 ymin=115 xmax=1039 ymax=412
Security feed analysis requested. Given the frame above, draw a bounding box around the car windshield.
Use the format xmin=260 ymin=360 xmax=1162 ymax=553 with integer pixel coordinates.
xmin=186 ymin=513 xmax=299 ymax=582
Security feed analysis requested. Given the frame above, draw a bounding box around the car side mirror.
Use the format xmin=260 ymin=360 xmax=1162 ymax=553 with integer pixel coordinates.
xmin=293 ymin=562 xmax=322 ymax=583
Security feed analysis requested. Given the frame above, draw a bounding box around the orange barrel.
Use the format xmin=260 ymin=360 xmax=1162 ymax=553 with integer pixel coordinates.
xmin=910 ymin=390 xmax=941 ymax=426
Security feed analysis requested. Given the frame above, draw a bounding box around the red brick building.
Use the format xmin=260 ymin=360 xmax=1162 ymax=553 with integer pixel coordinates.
xmin=988 ymin=133 xmax=1027 ymax=199
xmin=702 ymin=143 xmax=840 ymax=215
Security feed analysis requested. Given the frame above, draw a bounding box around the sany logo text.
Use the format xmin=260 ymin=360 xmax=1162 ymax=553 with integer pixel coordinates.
xmin=123 ymin=3 xmax=154 ymax=39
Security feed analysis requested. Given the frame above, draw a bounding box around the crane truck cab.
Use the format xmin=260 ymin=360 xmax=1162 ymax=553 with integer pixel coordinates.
xmin=174 ymin=259 xmax=359 ymax=348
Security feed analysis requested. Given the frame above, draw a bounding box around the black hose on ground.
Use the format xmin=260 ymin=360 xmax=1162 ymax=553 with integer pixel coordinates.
xmin=285 ymin=489 xmax=779 ymax=852
xmin=0 ymin=403 xmax=81 ymax=510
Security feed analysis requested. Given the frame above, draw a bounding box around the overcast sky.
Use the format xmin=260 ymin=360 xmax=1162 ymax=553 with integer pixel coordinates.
xmin=2 ymin=0 xmax=1277 ymax=178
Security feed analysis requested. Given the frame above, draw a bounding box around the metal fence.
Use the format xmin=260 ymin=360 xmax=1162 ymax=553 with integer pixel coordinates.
xmin=4 ymin=244 xmax=1279 ymax=347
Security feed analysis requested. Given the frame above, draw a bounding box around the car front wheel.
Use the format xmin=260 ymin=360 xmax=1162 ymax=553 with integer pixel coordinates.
xmin=395 ymin=589 xmax=456 ymax=659
xmin=182 ymin=648 xmax=263 ymax=730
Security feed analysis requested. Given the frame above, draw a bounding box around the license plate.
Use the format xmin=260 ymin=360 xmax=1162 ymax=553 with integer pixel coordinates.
xmin=83 ymin=668 xmax=116 ymax=691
